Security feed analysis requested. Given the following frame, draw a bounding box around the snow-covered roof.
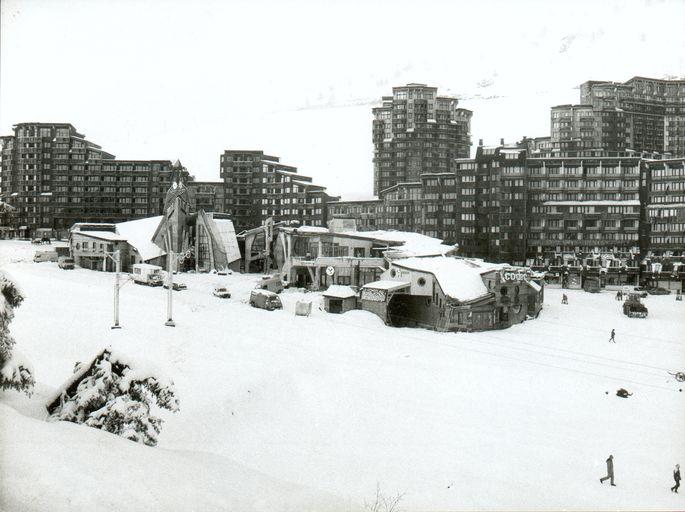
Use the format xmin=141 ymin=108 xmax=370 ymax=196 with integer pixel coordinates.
xmin=281 ymin=227 xmax=455 ymax=257
xmin=341 ymin=230 xmax=456 ymax=257
xmin=361 ymin=280 xmax=410 ymax=292
xmin=527 ymin=280 xmax=542 ymax=293
xmin=544 ymin=200 xmax=640 ymax=206
xmin=322 ymin=285 xmax=357 ymax=299
xmin=116 ymin=216 xmax=166 ymax=262
xmin=212 ymin=218 xmax=241 ymax=264
xmin=75 ymin=231 xmax=127 ymax=242
xmin=392 ymin=257 xmax=491 ymax=302
xmin=287 ymin=226 xmax=330 ymax=234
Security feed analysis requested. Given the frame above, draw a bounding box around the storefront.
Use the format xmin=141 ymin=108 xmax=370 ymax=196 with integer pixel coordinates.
xmin=361 ymin=257 xmax=544 ymax=332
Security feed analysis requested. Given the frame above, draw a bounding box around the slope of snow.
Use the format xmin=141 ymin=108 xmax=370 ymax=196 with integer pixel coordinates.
xmin=1 ymin=240 xmax=684 ymax=511
xmin=0 ymin=402 xmax=341 ymax=512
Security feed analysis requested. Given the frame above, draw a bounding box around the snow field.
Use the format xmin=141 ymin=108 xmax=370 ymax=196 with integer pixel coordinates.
xmin=1 ymin=240 xmax=684 ymax=511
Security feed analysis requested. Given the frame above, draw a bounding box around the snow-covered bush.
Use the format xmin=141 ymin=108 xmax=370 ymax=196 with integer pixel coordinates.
xmin=0 ymin=271 xmax=34 ymax=393
xmin=49 ymin=349 xmax=179 ymax=446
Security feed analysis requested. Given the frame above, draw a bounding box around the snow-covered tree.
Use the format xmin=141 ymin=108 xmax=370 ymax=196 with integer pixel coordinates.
xmin=0 ymin=271 xmax=34 ymax=393
xmin=49 ymin=349 xmax=179 ymax=446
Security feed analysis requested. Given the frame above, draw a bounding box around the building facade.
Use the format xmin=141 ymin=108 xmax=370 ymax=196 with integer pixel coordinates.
xmin=330 ymin=145 xmax=685 ymax=289
xmin=372 ymin=83 xmax=472 ymax=195
xmin=641 ymin=158 xmax=685 ymax=289
xmin=0 ymin=123 xmax=188 ymax=238
xmin=551 ymin=76 xmax=685 ymax=157
xmin=219 ymin=150 xmax=336 ymax=233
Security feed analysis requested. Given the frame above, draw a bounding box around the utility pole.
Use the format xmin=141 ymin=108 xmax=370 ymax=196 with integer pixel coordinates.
xmin=165 ymin=231 xmax=175 ymax=327
xmin=112 ymin=250 xmax=121 ymax=329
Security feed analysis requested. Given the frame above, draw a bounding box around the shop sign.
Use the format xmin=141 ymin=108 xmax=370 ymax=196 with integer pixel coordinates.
xmin=500 ymin=269 xmax=530 ymax=282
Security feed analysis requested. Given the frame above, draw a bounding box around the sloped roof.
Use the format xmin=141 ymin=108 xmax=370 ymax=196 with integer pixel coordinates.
xmin=75 ymin=231 xmax=127 ymax=242
xmin=392 ymin=257 xmax=491 ymax=302
xmin=211 ymin=218 xmax=241 ymax=264
xmin=116 ymin=216 xmax=166 ymax=262
xmin=322 ymin=285 xmax=357 ymax=299
xmin=361 ymin=280 xmax=410 ymax=292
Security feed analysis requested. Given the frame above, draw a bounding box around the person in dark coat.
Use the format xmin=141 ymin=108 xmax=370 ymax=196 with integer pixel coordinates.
xmin=672 ymin=464 xmax=681 ymax=493
xmin=600 ymin=455 xmax=616 ymax=486
xmin=609 ymin=329 xmax=616 ymax=343
xmin=561 ymin=294 xmax=568 ymax=305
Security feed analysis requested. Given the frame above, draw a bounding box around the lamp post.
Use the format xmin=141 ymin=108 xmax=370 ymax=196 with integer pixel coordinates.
xmin=164 ymin=231 xmax=176 ymax=327
xmin=104 ymin=250 xmax=125 ymax=329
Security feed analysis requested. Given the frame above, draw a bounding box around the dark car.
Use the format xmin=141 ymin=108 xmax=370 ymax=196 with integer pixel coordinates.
xmin=647 ymin=287 xmax=671 ymax=295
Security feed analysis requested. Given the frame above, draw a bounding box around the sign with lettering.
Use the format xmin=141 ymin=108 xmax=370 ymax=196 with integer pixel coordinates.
xmin=499 ymin=269 xmax=530 ymax=282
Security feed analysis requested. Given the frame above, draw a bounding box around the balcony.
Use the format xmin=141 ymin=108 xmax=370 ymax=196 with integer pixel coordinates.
xmin=290 ymin=256 xmax=385 ymax=268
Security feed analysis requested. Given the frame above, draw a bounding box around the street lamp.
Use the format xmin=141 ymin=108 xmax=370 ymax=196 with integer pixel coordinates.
xmin=164 ymin=230 xmax=176 ymax=327
xmin=104 ymin=250 xmax=130 ymax=329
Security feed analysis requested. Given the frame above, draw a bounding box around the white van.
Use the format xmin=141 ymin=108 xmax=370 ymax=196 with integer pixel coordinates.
xmin=131 ymin=264 xmax=164 ymax=286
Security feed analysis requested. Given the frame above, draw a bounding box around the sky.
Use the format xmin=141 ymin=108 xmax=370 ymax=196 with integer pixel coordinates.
xmin=2 ymin=0 xmax=684 ymax=200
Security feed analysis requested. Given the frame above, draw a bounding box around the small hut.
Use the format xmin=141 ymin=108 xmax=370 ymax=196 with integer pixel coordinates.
xmin=322 ymin=285 xmax=357 ymax=314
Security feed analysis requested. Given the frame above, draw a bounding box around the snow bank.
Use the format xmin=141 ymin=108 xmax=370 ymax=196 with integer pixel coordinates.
xmin=0 ymin=403 xmax=344 ymax=512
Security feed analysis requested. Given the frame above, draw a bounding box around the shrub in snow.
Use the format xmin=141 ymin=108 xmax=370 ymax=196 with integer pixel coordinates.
xmin=48 ymin=349 xmax=179 ymax=446
xmin=0 ymin=271 xmax=34 ymax=393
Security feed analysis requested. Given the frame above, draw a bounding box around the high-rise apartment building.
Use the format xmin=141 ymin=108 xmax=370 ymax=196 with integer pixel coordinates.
xmin=330 ymin=144 xmax=684 ymax=288
xmin=219 ymin=150 xmax=336 ymax=233
xmin=551 ymin=76 xmax=685 ymax=157
xmin=643 ymin=158 xmax=685 ymax=257
xmin=0 ymin=123 xmax=188 ymax=238
xmin=372 ymin=83 xmax=472 ymax=195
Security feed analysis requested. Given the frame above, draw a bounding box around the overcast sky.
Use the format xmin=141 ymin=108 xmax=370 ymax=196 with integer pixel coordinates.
xmin=2 ymin=0 xmax=684 ymax=199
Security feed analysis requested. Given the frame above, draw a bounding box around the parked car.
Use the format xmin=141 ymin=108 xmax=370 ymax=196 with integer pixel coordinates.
xmin=249 ymin=289 xmax=283 ymax=311
xmin=163 ymin=281 xmax=187 ymax=291
xmin=623 ymin=293 xmax=648 ymax=318
xmin=583 ymin=278 xmax=601 ymax=293
xmin=255 ymin=274 xmax=284 ymax=293
xmin=58 ymin=256 xmax=75 ymax=270
xmin=33 ymin=250 xmax=58 ymax=263
xmin=131 ymin=263 xmax=164 ymax=286
xmin=216 ymin=269 xmax=232 ymax=276
xmin=212 ymin=286 xmax=231 ymax=298
xmin=647 ymin=287 xmax=671 ymax=295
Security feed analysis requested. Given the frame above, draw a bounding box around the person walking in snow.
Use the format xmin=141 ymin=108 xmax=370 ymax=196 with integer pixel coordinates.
xmin=609 ymin=329 xmax=616 ymax=343
xmin=562 ymin=294 xmax=568 ymax=305
xmin=600 ymin=454 xmax=616 ymax=486
xmin=672 ymin=464 xmax=681 ymax=493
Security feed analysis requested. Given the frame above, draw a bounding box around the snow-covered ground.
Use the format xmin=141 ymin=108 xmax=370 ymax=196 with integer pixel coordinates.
xmin=1 ymin=240 xmax=684 ymax=511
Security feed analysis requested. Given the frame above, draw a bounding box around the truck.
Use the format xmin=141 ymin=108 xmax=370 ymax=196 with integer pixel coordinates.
xmin=131 ymin=263 xmax=164 ymax=286
xmin=623 ymin=292 xmax=648 ymax=318
xmin=249 ymin=289 xmax=283 ymax=311
xmin=255 ymin=274 xmax=284 ymax=293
